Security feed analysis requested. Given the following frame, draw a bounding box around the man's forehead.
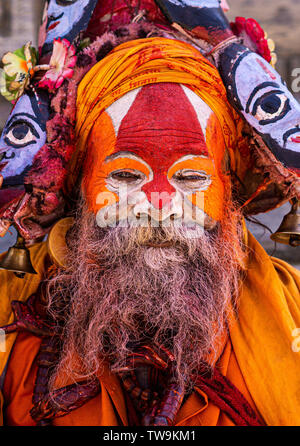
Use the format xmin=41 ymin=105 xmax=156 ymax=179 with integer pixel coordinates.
xmin=104 ymin=83 xmax=215 ymax=168
xmin=104 ymin=150 xmax=208 ymax=166
xmin=105 ymin=83 xmax=214 ymax=137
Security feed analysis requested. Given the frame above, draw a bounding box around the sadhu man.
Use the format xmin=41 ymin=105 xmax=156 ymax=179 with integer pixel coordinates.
xmin=0 ymin=37 xmax=300 ymax=427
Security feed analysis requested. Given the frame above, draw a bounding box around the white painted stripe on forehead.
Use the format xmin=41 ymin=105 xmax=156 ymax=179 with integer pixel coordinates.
xmin=105 ymin=88 xmax=141 ymax=136
xmin=181 ymin=85 xmax=213 ymax=136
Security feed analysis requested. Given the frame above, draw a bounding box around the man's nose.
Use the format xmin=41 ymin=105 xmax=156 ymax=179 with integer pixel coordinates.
xmin=132 ymin=195 xmax=183 ymax=223
xmin=141 ymin=174 xmax=176 ymax=210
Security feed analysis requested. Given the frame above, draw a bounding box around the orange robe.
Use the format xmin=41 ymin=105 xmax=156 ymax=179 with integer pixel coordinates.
xmin=0 ymin=231 xmax=300 ymax=426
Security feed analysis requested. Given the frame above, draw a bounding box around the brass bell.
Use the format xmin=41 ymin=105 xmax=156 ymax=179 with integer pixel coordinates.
xmin=270 ymin=198 xmax=300 ymax=247
xmin=0 ymin=232 xmax=38 ymax=278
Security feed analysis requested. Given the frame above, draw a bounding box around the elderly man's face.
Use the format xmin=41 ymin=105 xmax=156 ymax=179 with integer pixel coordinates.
xmin=43 ymin=0 xmax=97 ymax=48
xmin=83 ymin=83 xmax=229 ymax=233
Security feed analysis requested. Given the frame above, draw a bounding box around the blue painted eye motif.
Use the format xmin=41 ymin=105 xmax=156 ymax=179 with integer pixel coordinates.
xmin=252 ymin=91 xmax=291 ymax=125
xmin=4 ymin=120 xmax=39 ymax=149
xmin=0 ymin=91 xmax=49 ymax=182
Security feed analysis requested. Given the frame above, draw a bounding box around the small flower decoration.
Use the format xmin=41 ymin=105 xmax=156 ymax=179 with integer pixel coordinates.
xmin=231 ymin=17 xmax=277 ymax=67
xmin=0 ymin=42 xmax=38 ymax=102
xmin=38 ymin=38 xmax=77 ymax=92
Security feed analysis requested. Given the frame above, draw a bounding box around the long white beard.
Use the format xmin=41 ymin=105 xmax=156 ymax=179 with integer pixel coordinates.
xmin=47 ymin=204 xmax=244 ymax=393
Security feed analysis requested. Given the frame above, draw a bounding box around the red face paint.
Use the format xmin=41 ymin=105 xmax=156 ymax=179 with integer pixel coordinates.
xmin=115 ymin=83 xmax=209 ymax=206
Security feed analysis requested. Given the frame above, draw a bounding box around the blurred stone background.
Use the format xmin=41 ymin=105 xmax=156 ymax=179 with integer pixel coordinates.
xmin=0 ymin=0 xmax=299 ymax=269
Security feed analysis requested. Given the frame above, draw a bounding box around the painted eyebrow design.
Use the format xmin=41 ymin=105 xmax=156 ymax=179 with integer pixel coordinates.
xmin=245 ymin=82 xmax=280 ymax=113
xmin=168 ymin=154 xmax=209 ymax=167
xmin=104 ymin=151 xmax=153 ymax=179
xmin=105 ymin=151 xmax=146 ymax=163
xmin=46 ymin=12 xmax=64 ymax=29
xmin=5 ymin=113 xmax=43 ymax=131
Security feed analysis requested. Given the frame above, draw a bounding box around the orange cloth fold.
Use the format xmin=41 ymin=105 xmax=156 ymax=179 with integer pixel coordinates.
xmin=2 ymin=331 xmax=261 ymax=426
xmin=230 ymin=232 xmax=300 ymax=426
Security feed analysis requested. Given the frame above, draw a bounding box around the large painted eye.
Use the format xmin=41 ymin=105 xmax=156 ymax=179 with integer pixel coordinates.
xmin=4 ymin=121 xmax=39 ymax=148
xmin=252 ymin=91 xmax=291 ymax=125
xmin=56 ymin=0 xmax=77 ymax=5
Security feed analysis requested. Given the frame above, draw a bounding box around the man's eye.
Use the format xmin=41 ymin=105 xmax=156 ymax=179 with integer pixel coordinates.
xmin=172 ymin=171 xmax=211 ymax=191
xmin=252 ymin=91 xmax=290 ymax=125
xmin=175 ymin=173 xmax=208 ymax=181
xmin=111 ymin=171 xmax=142 ymax=183
xmin=4 ymin=121 xmax=38 ymax=148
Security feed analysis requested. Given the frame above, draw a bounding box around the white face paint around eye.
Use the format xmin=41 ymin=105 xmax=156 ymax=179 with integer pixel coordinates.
xmin=104 ymin=151 xmax=153 ymax=195
xmin=0 ymin=92 xmax=49 ymax=185
xmin=235 ymin=52 xmax=300 ymax=155
xmin=45 ymin=0 xmax=96 ymax=45
xmin=168 ymin=155 xmax=212 ymax=195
